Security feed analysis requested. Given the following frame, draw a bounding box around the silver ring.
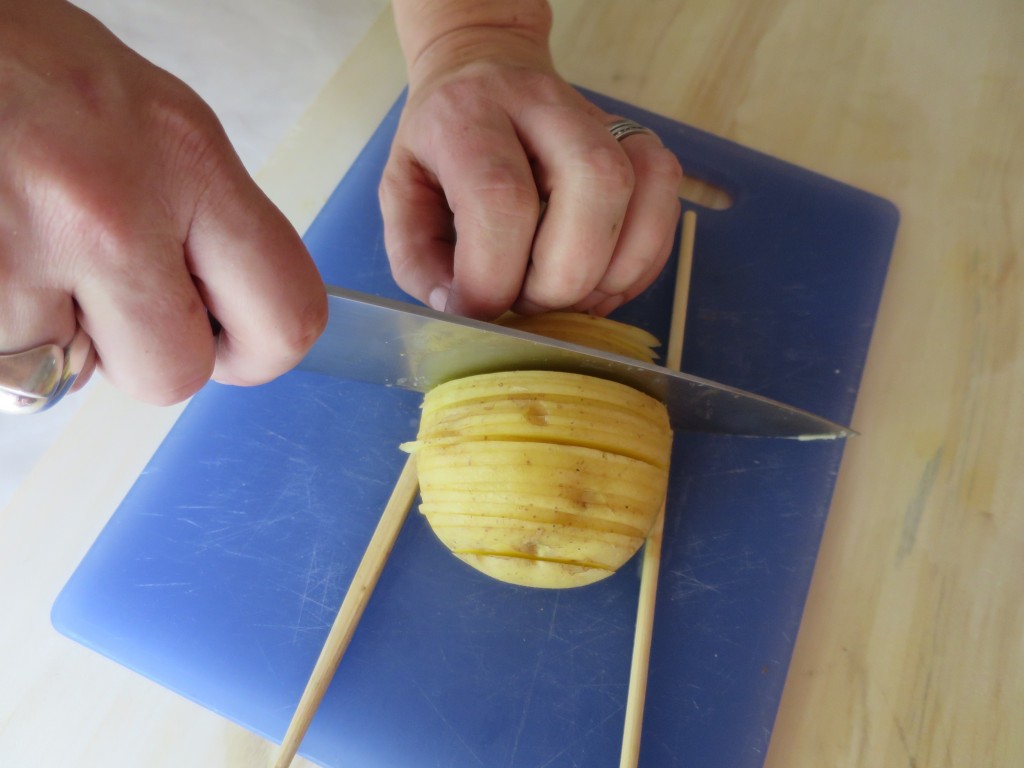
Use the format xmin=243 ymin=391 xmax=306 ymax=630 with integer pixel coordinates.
xmin=606 ymin=118 xmax=653 ymax=142
xmin=0 ymin=326 xmax=93 ymax=415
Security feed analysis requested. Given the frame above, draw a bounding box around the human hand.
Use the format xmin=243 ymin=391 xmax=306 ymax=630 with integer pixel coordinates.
xmin=381 ymin=0 xmax=683 ymax=320
xmin=0 ymin=1 xmax=326 ymax=407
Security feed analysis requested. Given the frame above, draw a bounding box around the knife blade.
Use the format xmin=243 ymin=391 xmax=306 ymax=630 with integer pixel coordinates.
xmin=298 ymin=286 xmax=853 ymax=439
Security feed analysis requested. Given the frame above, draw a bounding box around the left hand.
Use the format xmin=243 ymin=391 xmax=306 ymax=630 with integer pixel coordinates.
xmin=379 ymin=14 xmax=683 ymax=320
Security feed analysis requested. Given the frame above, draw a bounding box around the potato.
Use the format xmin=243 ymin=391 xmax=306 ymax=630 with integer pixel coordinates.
xmin=401 ymin=313 xmax=672 ymax=588
xmin=497 ymin=311 xmax=661 ymax=363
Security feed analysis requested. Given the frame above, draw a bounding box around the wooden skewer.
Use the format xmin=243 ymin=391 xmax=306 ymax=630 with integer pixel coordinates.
xmin=664 ymin=211 xmax=696 ymax=374
xmin=620 ymin=209 xmax=697 ymax=768
xmin=273 ymin=454 xmax=420 ymax=768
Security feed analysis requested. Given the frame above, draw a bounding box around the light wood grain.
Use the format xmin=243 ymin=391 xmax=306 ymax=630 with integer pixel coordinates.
xmin=3 ymin=1 xmax=1021 ymax=766
xmin=549 ymin=1 xmax=1024 ymax=766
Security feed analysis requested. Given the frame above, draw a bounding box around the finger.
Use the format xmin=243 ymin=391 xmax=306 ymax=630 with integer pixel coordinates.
xmin=379 ymin=146 xmax=456 ymax=311
xmin=74 ymin=233 xmax=218 ymax=405
xmin=417 ymin=112 xmax=541 ymax=319
xmin=574 ymin=133 xmax=683 ymax=311
xmin=513 ymin=107 xmax=635 ymax=314
xmin=574 ymin=196 xmax=682 ymax=314
xmin=588 ymin=213 xmax=679 ymax=317
xmin=186 ymin=158 xmax=327 ymax=387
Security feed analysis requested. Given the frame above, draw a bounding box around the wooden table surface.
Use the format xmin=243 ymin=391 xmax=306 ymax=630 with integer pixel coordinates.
xmin=2 ymin=2 xmax=1020 ymax=766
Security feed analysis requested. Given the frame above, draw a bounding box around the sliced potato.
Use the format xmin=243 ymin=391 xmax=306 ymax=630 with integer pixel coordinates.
xmin=416 ymin=500 xmax=648 ymax=538
xmin=414 ymin=442 xmax=668 ymax=510
xmin=419 ymin=370 xmax=667 ymax=421
xmin=415 ymin=393 xmax=670 ymax=467
xmin=425 ymin=512 xmax=644 ymax=570
xmin=454 ymin=553 xmax=613 ymax=589
xmin=405 ymin=313 xmax=672 ymax=589
xmin=498 ymin=311 xmax=661 ymax=363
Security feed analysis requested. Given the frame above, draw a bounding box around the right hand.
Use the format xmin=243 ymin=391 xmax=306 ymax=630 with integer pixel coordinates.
xmin=0 ymin=0 xmax=327 ymax=406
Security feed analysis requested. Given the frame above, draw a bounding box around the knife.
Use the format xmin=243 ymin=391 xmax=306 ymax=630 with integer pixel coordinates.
xmin=298 ymin=286 xmax=853 ymax=439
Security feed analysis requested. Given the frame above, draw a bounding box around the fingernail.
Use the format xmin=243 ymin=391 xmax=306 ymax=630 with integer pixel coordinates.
xmin=428 ymin=285 xmax=450 ymax=312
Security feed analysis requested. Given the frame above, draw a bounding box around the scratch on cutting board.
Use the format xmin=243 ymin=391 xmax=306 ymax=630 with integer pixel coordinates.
xmin=134 ymin=582 xmax=193 ymax=589
xmin=507 ymin=643 xmax=546 ymax=766
xmin=665 ymin=569 xmax=722 ymax=602
xmin=411 ymin=677 xmax=487 ymax=767
xmin=533 ymin=706 xmax=629 ymax=768
xmin=249 ymin=634 xmax=286 ymax=686
xmin=257 ymin=426 xmax=308 ymax=451
xmin=896 ymin=447 xmax=943 ymax=564
xmin=286 ymin=539 xmax=341 ymax=640
xmin=545 ymin=592 xmax=562 ymax=642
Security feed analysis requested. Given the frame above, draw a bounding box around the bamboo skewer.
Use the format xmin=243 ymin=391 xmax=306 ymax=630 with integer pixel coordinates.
xmin=620 ymin=209 xmax=697 ymax=768
xmin=273 ymin=454 xmax=420 ymax=768
xmin=665 ymin=211 xmax=696 ymax=375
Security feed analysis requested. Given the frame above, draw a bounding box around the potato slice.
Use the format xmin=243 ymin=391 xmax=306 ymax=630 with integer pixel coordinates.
xmin=419 ymin=370 xmax=667 ymax=421
xmin=416 ymin=500 xmax=648 ymax=538
xmin=414 ymin=442 xmax=668 ymax=516
xmin=498 ymin=311 xmax=661 ymax=363
xmin=454 ymin=554 xmax=613 ymax=589
xmin=425 ymin=512 xmax=644 ymax=570
xmin=411 ymin=396 xmax=671 ymax=468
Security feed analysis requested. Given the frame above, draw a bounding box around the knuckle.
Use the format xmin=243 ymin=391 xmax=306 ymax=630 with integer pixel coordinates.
xmin=577 ymin=144 xmax=630 ymax=198
xmin=582 ymin=144 xmax=636 ymax=191
xmin=292 ymin=292 xmax=330 ymax=353
xmin=504 ymin=69 xmax=570 ymax=106
xmin=642 ymin=146 xmax=685 ymax=189
xmin=146 ymin=86 xmax=234 ymax=198
xmin=527 ymin=264 xmax=595 ymax=310
xmin=154 ymin=85 xmax=222 ymax=152
xmin=473 ymin=190 xmax=540 ymax=230
xmin=53 ymin=193 xmax=139 ymax=278
xmin=422 ymin=78 xmax=478 ymax=115
xmin=378 ymin=164 xmax=404 ymax=205
xmin=528 ymin=72 xmax=570 ymax=102
xmin=263 ymin=292 xmax=329 ymax=368
xmin=457 ymin=164 xmax=540 ymax=223
xmin=378 ymin=148 xmax=416 ymax=197
xmin=14 ymin=143 xmax=137 ymax=275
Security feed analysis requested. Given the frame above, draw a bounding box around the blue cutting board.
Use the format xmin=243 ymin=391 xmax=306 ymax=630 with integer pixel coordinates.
xmin=53 ymin=90 xmax=897 ymax=768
